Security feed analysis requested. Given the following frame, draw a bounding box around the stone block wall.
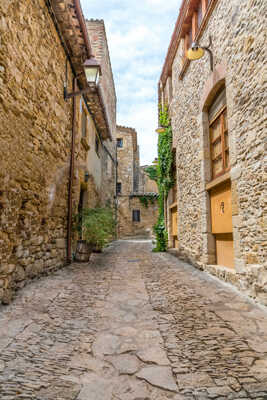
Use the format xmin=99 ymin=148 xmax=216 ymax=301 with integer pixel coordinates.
xmin=116 ymin=125 xmax=158 ymax=238
xmin=85 ymin=20 xmax=117 ymax=208
xmin=139 ymin=166 xmax=158 ymax=194
xmin=160 ymin=0 xmax=266 ymax=304
xmin=117 ymin=197 xmax=158 ymax=238
xmin=86 ymin=19 xmax=117 ymax=139
xmin=116 ymin=126 xmax=137 ymax=195
xmin=0 ymin=0 xmax=79 ymax=303
xmin=0 ymin=2 xmax=116 ymax=304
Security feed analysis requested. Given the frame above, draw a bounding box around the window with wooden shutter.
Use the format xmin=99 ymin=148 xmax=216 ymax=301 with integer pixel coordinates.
xmin=209 ymin=88 xmax=229 ymax=179
xmin=180 ymin=0 xmax=215 ymax=75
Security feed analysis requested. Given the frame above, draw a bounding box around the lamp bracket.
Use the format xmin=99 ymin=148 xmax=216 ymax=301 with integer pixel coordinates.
xmin=64 ymin=84 xmax=96 ymax=101
xmin=201 ymin=36 xmax=213 ymax=71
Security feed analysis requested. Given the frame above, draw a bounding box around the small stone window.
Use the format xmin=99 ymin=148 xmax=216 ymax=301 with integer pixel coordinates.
xmin=116 ymin=182 xmax=122 ymax=194
xmin=117 ymin=138 xmax=123 ymax=148
xmin=208 ymin=88 xmax=229 ymax=179
xmin=132 ymin=210 xmax=140 ymax=222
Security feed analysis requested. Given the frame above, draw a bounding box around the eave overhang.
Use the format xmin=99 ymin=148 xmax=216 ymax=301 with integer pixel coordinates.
xmin=50 ymin=0 xmax=112 ymax=140
xmin=159 ymin=0 xmax=217 ymax=89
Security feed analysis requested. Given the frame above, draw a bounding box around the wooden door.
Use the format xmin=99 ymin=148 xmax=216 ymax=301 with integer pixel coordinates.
xmin=210 ymin=181 xmax=234 ymax=268
xmin=215 ymin=233 xmax=234 ymax=268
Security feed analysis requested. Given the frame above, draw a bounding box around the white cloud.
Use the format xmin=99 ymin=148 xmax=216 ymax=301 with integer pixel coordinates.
xmin=81 ymin=0 xmax=181 ymax=164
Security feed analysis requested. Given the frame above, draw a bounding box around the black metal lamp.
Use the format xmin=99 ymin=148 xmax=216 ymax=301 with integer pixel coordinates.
xmin=83 ymin=58 xmax=101 ymax=84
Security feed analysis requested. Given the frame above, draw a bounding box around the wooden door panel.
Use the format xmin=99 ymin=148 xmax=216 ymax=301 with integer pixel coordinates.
xmin=210 ymin=181 xmax=232 ymax=234
xmin=216 ymin=233 xmax=234 ymax=268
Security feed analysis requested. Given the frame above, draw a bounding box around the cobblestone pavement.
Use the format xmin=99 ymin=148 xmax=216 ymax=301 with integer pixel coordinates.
xmin=0 ymin=241 xmax=267 ymax=399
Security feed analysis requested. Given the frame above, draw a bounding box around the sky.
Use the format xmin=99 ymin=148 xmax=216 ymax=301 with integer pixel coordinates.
xmin=80 ymin=0 xmax=181 ymax=165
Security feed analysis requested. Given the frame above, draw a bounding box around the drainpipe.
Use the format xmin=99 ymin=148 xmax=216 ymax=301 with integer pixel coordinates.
xmin=67 ymin=77 xmax=77 ymax=263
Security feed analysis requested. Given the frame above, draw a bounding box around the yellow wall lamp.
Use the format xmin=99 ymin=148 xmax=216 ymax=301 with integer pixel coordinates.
xmin=155 ymin=126 xmax=166 ymax=134
xmin=187 ymin=36 xmax=213 ymax=71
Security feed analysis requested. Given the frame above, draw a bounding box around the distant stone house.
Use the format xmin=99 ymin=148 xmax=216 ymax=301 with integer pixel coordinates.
xmin=116 ymin=126 xmax=158 ymax=238
xmin=158 ymin=0 xmax=266 ymax=304
xmin=0 ymin=1 xmax=116 ymax=304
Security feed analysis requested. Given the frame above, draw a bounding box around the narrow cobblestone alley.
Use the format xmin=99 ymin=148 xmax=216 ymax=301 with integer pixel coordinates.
xmin=0 ymin=241 xmax=267 ymax=400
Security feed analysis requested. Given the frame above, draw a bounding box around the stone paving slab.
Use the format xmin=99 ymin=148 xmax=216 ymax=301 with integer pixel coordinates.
xmin=0 ymin=240 xmax=267 ymax=399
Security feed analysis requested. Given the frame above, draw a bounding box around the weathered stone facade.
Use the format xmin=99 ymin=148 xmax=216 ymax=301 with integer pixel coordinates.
xmin=86 ymin=19 xmax=117 ymax=208
xmin=159 ymin=0 xmax=266 ymax=304
xmin=0 ymin=1 xmax=116 ymax=304
xmin=116 ymin=126 xmax=158 ymax=238
xmin=81 ymin=19 xmax=117 ymax=210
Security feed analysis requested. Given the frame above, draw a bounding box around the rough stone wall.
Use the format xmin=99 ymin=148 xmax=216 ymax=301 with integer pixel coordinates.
xmin=100 ymin=143 xmax=116 ymax=207
xmin=117 ymin=197 xmax=158 ymax=238
xmin=86 ymin=20 xmax=116 ymax=209
xmin=0 ymin=2 xmax=116 ymax=304
xmin=164 ymin=0 xmax=266 ymax=304
xmin=86 ymin=19 xmax=117 ymax=139
xmin=116 ymin=126 xmax=136 ymax=194
xmin=0 ymin=0 xmax=81 ymax=303
xmin=139 ymin=166 xmax=158 ymax=194
xmin=133 ymin=145 xmax=140 ymax=193
xmin=116 ymin=126 xmax=158 ymax=238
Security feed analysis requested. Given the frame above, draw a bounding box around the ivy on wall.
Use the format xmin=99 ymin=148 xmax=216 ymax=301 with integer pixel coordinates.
xmin=145 ymin=105 xmax=173 ymax=252
xmin=144 ymin=165 xmax=158 ymax=182
xmin=138 ymin=193 xmax=159 ymax=208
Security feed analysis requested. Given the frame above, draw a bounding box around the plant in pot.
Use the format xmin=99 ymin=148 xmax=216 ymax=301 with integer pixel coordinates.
xmin=73 ymin=207 xmax=115 ymax=262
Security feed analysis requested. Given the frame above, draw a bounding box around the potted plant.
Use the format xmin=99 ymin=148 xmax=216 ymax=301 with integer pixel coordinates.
xmin=73 ymin=207 xmax=115 ymax=262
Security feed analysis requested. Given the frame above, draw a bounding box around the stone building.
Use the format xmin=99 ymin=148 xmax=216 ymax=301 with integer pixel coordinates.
xmin=0 ymin=1 xmax=116 ymax=304
xmin=158 ymin=0 xmax=266 ymax=304
xmin=86 ymin=19 xmax=117 ymax=207
xmin=116 ymin=126 xmax=158 ymax=238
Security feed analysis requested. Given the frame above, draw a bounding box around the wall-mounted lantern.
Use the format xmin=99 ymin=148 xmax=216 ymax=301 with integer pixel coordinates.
xmin=64 ymin=56 xmax=101 ymax=100
xmin=155 ymin=126 xmax=166 ymax=134
xmin=83 ymin=58 xmax=101 ymax=84
xmin=187 ymin=36 xmax=213 ymax=71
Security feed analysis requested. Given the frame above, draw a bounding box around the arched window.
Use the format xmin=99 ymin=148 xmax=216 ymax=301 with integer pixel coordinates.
xmin=208 ymin=87 xmax=229 ymax=179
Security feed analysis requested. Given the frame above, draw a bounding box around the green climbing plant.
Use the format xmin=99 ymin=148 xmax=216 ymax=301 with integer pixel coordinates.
xmin=144 ymin=165 xmax=158 ymax=182
xmin=152 ymin=105 xmax=173 ymax=252
xmin=138 ymin=193 xmax=159 ymax=208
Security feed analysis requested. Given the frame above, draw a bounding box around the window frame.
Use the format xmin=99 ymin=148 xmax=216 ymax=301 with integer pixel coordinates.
xmin=117 ymin=138 xmax=123 ymax=148
xmin=209 ymin=104 xmax=229 ymax=180
xmin=132 ymin=209 xmax=141 ymax=222
xmin=116 ymin=182 xmax=122 ymax=195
